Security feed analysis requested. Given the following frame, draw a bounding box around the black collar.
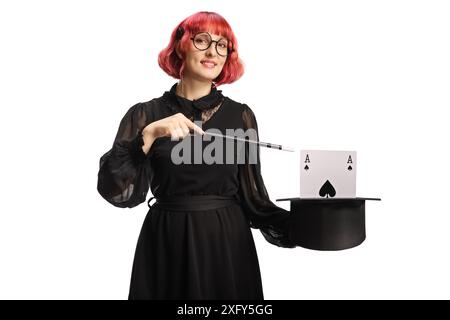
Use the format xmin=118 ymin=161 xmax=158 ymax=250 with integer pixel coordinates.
xmin=163 ymin=83 xmax=224 ymax=120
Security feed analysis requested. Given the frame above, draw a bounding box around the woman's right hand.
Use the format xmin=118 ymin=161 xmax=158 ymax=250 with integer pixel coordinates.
xmin=141 ymin=113 xmax=205 ymax=154
xmin=143 ymin=113 xmax=205 ymax=140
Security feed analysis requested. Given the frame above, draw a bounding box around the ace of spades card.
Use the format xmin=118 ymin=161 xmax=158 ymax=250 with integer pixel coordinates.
xmin=300 ymin=150 xmax=357 ymax=198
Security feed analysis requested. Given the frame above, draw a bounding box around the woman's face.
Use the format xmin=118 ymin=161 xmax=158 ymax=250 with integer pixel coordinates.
xmin=179 ymin=31 xmax=228 ymax=82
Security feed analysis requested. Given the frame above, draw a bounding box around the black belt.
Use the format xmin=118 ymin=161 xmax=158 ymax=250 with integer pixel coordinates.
xmin=147 ymin=195 xmax=240 ymax=212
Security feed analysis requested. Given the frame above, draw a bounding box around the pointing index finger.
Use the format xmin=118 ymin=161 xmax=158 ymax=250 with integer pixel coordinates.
xmin=186 ymin=120 xmax=205 ymax=135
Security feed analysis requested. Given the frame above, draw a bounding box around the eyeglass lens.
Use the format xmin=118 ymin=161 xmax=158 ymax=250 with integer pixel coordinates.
xmin=193 ymin=33 xmax=229 ymax=56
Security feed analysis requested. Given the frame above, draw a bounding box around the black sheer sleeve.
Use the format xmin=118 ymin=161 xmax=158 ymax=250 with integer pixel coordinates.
xmin=238 ymin=104 xmax=295 ymax=248
xmin=97 ymin=102 xmax=153 ymax=208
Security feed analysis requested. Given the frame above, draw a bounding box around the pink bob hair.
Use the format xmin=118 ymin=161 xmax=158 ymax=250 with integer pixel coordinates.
xmin=158 ymin=11 xmax=245 ymax=87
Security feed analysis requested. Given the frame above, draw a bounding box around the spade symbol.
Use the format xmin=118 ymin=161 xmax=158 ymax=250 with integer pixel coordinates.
xmin=348 ymin=165 xmax=352 ymax=171
xmin=304 ymin=165 xmax=309 ymax=171
xmin=319 ymin=180 xmax=336 ymax=198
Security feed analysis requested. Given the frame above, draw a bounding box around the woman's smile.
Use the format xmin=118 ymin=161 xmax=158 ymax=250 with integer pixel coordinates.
xmin=200 ymin=59 xmax=217 ymax=69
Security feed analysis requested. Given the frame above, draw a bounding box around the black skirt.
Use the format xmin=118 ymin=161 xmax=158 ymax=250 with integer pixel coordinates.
xmin=128 ymin=195 xmax=264 ymax=300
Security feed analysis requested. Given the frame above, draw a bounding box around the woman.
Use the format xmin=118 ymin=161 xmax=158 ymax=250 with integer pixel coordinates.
xmin=97 ymin=11 xmax=294 ymax=300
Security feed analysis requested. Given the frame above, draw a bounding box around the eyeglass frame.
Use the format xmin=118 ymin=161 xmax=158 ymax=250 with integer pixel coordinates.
xmin=190 ymin=32 xmax=234 ymax=57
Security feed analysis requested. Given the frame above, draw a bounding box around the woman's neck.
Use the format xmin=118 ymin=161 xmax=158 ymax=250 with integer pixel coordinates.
xmin=176 ymin=78 xmax=212 ymax=101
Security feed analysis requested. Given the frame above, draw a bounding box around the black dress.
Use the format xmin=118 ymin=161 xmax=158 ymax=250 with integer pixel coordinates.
xmin=97 ymin=83 xmax=294 ymax=300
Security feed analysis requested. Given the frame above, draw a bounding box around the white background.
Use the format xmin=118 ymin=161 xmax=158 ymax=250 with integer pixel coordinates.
xmin=1 ymin=0 xmax=449 ymax=299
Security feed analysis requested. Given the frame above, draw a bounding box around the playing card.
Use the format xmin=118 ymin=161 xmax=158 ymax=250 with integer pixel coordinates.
xmin=300 ymin=150 xmax=357 ymax=198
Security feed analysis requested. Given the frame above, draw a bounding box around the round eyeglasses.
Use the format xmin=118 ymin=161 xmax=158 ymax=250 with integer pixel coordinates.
xmin=190 ymin=32 xmax=233 ymax=57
